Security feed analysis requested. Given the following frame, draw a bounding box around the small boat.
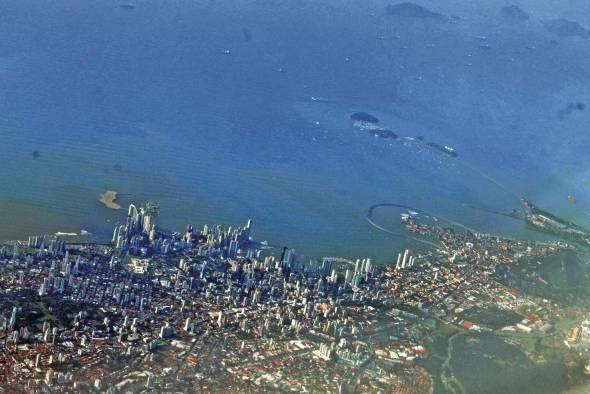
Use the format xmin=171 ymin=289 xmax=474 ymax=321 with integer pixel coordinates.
xmin=567 ymin=195 xmax=576 ymax=204
xmin=120 ymin=3 xmax=136 ymax=9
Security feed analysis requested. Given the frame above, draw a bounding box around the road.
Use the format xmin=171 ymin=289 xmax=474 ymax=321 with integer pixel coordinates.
xmin=440 ymin=331 xmax=467 ymax=394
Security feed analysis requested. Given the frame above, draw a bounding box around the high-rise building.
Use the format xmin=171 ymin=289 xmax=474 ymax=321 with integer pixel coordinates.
xmin=228 ymin=240 xmax=238 ymax=259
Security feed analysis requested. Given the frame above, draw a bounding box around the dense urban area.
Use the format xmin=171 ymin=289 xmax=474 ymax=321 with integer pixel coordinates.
xmin=0 ymin=203 xmax=589 ymax=393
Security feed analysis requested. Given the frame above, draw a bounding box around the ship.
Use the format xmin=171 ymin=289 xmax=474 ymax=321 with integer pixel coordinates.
xmin=311 ymin=96 xmax=338 ymax=103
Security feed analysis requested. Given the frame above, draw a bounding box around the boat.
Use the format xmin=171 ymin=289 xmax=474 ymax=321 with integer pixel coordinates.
xmin=311 ymin=96 xmax=337 ymax=103
xmin=568 ymin=195 xmax=576 ymax=204
xmin=120 ymin=3 xmax=136 ymax=9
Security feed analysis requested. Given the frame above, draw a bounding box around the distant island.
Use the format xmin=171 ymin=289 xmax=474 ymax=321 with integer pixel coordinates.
xmin=99 ymin=190 xmax=122 ymax=210
xmin=350 ymin=111 xmax=456 ymax=156
xmin=501 ymin=5 xmax=529 ymax=21
xmin=543 ymin=19 xmax=590 ymax=39
xmin=385 ymin=2 xmax=445 ymax=20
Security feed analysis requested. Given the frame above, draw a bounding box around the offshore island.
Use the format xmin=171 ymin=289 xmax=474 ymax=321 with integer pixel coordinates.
xmin=0 ymin=200 xmax=589 ymax=393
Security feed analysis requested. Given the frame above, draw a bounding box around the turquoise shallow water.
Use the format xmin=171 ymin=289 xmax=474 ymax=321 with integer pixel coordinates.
xmin=1 ymin=0 xmax=590 ymax=264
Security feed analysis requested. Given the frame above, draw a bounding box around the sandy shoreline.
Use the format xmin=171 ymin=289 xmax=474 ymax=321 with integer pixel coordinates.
xmin=99 ymin=190 xmax=121 ymax=210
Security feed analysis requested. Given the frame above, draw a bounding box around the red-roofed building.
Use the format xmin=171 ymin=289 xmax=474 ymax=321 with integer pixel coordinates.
xmin=461 ymin=320 xmax=474 ymax=329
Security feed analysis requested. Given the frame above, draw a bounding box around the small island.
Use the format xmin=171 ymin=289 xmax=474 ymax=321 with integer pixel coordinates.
xmin=99 ymin=190 xmax=122 ymax=210
xmin=350 ymin=112 xmax=379 ymax=123
xmin=372 ymin=129 xmax=398 ymax=139
xmin=386 ymin=2 xmax=445 ymax=19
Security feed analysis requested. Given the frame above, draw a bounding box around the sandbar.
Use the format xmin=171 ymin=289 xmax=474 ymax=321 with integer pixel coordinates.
xmin=99 ymin=190 xmax=122 ymax=210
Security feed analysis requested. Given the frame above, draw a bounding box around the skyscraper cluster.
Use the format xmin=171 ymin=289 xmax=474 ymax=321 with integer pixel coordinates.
xmin=395 ymin=249 xmax=416 ymax=270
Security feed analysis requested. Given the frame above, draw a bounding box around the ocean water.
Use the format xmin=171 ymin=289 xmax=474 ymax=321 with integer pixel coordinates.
xmin=0 ymin=0 xmax=589 ymax=263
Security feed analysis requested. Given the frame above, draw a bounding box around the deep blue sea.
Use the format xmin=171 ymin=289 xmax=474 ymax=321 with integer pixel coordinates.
xmin=1 ymin=0 xmax=590 ymax=264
